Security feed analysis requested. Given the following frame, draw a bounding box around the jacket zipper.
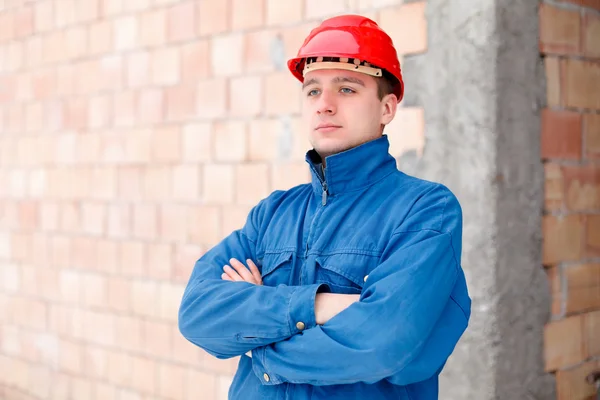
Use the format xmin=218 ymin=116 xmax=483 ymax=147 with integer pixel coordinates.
xmin=306 ymin=164 xmax=328 ymax=258
xmin=321 ymin=164 xmax=328 ymax=206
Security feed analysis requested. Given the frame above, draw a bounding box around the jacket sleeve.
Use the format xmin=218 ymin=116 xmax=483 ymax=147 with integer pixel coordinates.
xmin=249 ymin=185 xmax=471 ymax=386
xmin=178 ymin=195 xmax=326 ymax=360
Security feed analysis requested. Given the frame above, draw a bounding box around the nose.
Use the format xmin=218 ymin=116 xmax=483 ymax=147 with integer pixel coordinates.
xmin=316 ymin=89 xmax=336 ymax=115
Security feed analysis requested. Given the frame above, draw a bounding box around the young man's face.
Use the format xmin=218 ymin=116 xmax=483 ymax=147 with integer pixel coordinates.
xmin=301 ymin=68 xmax=398 ymax=160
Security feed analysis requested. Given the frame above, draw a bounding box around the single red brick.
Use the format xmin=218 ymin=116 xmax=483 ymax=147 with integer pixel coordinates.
xmin=114 ymin=15 xmax=138 ymax=51
xmin=64 ymin=26 xmax=88 ymax=61
xmin=545 ymin=163 xmax=565 ymax=211
xmin=147 ymin=243 xmax=172 ymax=280
xmin=102 ymin=0 xmax=124 ymax=16
xmin=133 ymin=204 xmax=158 ymax=240
xmin=545 ymin=57 xmax=561 ymax=108
xmin=130 ymin=356 xmax=157 ymax=394
xmin=158 ymin=363 xmax=186 ymax=400
xmin=583 ymin=11 xmax=600 ymax=58
xmin=379 ymin=2 xmax=427 ymax=55
xmin=63 ymin=98 xmax=89 ymax=130
xmin=151 ymin=125 xmax=181 ymax=162
xmin=120 ymin=241 xmax=145 ymax=277
xmin=546 ymin=266 xmax=564 ymax=317
xmin=230 ymin=76 xmax=263 ymax=117
xmin=556 ymin=359 xmax=600 ymax=400
xmin=211 ymin=33 xmax=244 ymax=77
xmin=584 ymin=311 xmax=600 ymax=359
xmin=126 ymin=51 xmax=151 ymax=88
xmin=143 ymin=166 xmax=172 ymax=201
xmin=305 ymin=0 xmax=347 ymax=19
xmin=141 ymin=320 xmax=172 ymax=359
xmin=181 ymin=40 xmax=210 ymax=82
xmin=172 ymin=165 xmax=200 ymax=201
xmin=585 ymin=214 xmax=600 ymax=258
xmin=15 ymin=6 xmax=34 ymax=38
xmin=244 ymin=29 xmax=278 ymax=74
xmin=189 ymin=206 xmax=221 ymax=246
xmin=584 ymin=113 xmax=600 ymax=158
xmin=539 ymin=3 xmax=581 ymax=55
xmin=186 ymin=369 xmax=217 ymax=399
xmin=281 ymin=23 xmax=315 ymax=61
xmin=26 ymin=36 xmax=43 ymax=69
xmin=541 ymin=109 xmax=582 ymax=160
xmin=198 ymin=0 xmax=229 ymax=36
xmin=544 ymin=314 xmax=586 ymax=371
xmin=266 ymin=0 xmax=303 ymax=25
xmin=232 ymin=0 xmax=265 ymax=30
xmin=137 ymin=88 xmax=164 ymax=125
xmin=166 ymin=84 xmax=196 ymax=121
xmin=172 ymin=243 xmax=203 ymax=283
xmin=565 ymin=263 xmax=600 ymax=314
xmin=89 ymin=94 xmax=112 ymax=129
xmin=159 ymin=204 xmax=189 ymax=242
xmin=562 ymin=164 xmax=600 ymax=211
xmin=139 ymin=8 xmax=167 ymax=48
xmin=202 ymin=164 xmax=235 ymax=204
xmin=563 ymin=58 xmax=600 ymax=110
xmin=74 ymin=0 xmax=100 ymax=23
xmin=152 ymin=47 xmax=180 ymax=85
xmin=182 ymin=122 xmax=212 ymax=162
xmin=167 ymin=1 xmax=196 ymax=43
xmin=271 ymin=162 xmax=310 ymax=191
xmin=34 ymin=1 xmax=53 ymax=33
xmin=196 ymin=78 xmax=228 ymax=119
xmin=248 ymin=119 xmax=281 ymax=161
xmin=264 ymin=72 xmax=301 ymax=115
xmin=213 ymin=121 xmax=247 ymax=162
xmin=117 ymin=166 xmax=143 ymax=201
xmin=236 ymin=163 xmax=270 ymax=205
xmin=543 ymin=214 xmax=584 ymax=265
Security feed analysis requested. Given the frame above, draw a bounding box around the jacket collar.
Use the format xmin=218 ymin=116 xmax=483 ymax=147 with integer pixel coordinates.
xmin=305 ymin=135 xmax=397 ymax=196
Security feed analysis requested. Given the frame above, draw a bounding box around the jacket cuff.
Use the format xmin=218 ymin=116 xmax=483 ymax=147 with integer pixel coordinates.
xmin=251 ymin=346 xmax=280 ymax=385
xmin=288 ymin=283 xmax=329 ymax=334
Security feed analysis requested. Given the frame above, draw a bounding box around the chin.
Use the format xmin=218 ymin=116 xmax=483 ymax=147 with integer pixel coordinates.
xmin=313 ymin=140 xmax=353 ymax=158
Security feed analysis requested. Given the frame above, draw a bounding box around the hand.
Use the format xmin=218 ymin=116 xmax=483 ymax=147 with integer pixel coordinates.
xmin=221 ymin=258 xmax=263 ymax=285
xmin=314 ymin=293 xmax=360 ymax=325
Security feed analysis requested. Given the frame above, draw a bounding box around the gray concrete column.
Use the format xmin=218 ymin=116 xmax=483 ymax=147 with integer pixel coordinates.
xmin=400 ymin=1 xmax=554 ymax=398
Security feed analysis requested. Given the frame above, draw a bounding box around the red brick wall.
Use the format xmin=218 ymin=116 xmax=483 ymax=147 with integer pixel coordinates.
xmin=540 ymin=1 xmax=600 ymax=398
xmin=0 ymin=1 xmax=426 ymax=399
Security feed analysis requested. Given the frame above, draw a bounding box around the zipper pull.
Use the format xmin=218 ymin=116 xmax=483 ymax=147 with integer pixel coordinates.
xmin=322 ymin=182 xmax=328 ymax=206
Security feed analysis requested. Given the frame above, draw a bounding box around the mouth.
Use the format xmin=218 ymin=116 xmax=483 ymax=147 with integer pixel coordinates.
xmin=315 ymin=124 xmax=342 ymax=132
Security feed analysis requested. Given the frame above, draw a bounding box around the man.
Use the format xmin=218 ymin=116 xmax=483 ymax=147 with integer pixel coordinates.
xmin=179 ymin=14 xmax=471 ymax=399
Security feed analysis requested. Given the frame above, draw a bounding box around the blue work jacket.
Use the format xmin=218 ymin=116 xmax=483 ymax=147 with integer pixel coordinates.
xmin=179 ymin=135 xmax=471 ymax=399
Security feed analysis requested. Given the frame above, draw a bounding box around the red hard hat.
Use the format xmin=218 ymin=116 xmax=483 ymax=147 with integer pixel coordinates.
xmin=288 ymin=15 xmax=404 ymax=101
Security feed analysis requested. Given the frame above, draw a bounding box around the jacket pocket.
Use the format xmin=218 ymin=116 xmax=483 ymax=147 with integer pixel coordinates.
xmin=315 ymin=253 xmax=375 ymax=295
xmin=259 ymin=251 xmax=294 ymax=287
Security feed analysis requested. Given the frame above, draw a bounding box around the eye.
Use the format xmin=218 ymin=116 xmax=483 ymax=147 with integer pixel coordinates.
xmin=340 ymin=87 xmax=355 ymax=94
xmin=307 ymin=89 xmax=320 ymax=97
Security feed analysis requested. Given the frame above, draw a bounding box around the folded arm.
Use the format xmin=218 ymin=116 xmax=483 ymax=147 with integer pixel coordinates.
xmin=178 ymin=197 xmax=326 ymax=359
xmin=250 ymin=186 xmax=471 ymax=386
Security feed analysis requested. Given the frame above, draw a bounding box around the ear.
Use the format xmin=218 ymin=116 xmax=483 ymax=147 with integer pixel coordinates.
xmin=380 ymin=93 xmax=398 ymax=126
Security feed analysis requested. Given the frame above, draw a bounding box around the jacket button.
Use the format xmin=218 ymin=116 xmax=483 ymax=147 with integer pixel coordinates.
xmin=263 ymin=373 xmax=270 ymax=382
xmin=296 ymin=321 xmax=305 ymax=331
xmin=364 ymin=275 xmax=369 ymax=282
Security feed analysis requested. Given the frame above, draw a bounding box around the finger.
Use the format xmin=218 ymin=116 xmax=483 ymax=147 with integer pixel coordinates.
xmin=221 ymin=273 xmax=232 ymax=281
xmin=223 ymin=265 xmax=243 ymax=282
xmin=247 ymin=259 xmax=263 ymax=285
xmin=229 ymin=258 xmax=256 ymax=283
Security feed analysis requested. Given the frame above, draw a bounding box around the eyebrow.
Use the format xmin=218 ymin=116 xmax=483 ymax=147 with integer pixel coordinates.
xmin=302 ymin=76 xmax=366 ymax=90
